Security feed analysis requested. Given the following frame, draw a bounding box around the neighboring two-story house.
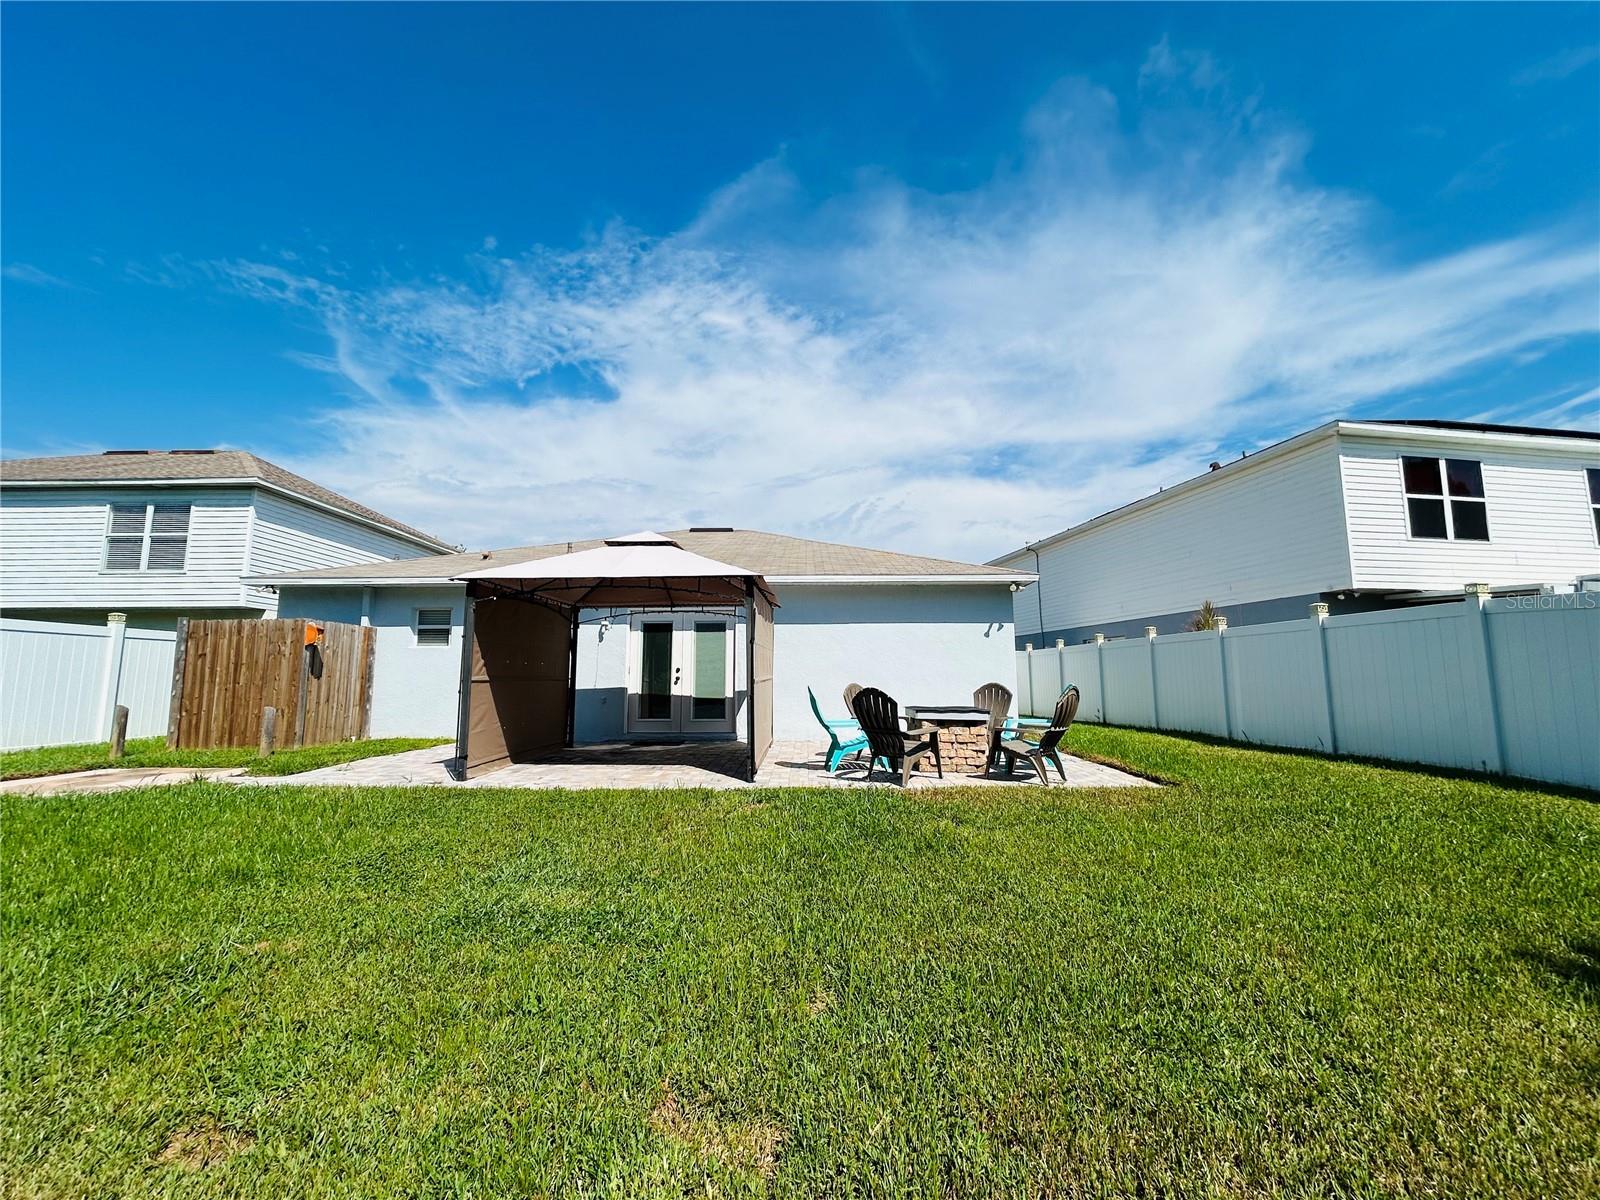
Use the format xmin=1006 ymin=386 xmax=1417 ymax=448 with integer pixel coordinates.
xmin=992 ymin=419 xmax=1600 ymax=647
xmin=0 ymin=449 xmax=453 ymax=628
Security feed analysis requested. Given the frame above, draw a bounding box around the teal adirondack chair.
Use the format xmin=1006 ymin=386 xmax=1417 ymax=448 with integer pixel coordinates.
xmin=808 ymin=687 xmax=869 ymax=773
xmin=1002 ymin=687 xmax=1070 ymax=736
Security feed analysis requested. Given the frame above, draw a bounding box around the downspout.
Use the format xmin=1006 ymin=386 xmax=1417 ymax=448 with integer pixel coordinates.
xmin=1028 ymin=546 xmax=1045 ymax=642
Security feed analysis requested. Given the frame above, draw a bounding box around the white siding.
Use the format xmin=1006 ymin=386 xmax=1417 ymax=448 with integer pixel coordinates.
xmin=1008 ymin=436 xmax=1351 ymax=636
xmin=0 ymin=487 xmax=256 ymax=611
xmin=1339 ymin=433 xmax=1600 ymax=592
xmin=243 ymin=490 xmax=437 ymax=613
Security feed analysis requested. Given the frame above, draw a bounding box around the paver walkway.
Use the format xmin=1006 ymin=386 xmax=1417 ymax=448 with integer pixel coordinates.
xmin=0 ymin=766 xmax=246 ymax=797
xmin=235 ymin=740 xmax=1155 ymax=790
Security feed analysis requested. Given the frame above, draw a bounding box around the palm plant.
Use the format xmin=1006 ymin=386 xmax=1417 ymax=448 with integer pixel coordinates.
xmin=1187 ymin=600 xmax=1221 ymax=631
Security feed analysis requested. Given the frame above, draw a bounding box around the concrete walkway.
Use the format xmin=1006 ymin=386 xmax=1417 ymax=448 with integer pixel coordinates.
xmin=234 ymin=740 xmax=1155 ymax=791
xmin=0 ymin=766 xmax=246 ymax=797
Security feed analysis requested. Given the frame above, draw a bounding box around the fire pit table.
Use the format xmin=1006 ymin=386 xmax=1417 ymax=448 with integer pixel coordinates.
xmin=905 ymin=705 xmax=994 ymax=776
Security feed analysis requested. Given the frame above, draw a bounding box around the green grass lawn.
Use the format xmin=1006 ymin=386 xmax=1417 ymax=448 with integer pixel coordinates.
xmin=3 ymin=727 xmax=1596 ymax=1197
xmin=0 ymin=735 xmax=451 ymax=780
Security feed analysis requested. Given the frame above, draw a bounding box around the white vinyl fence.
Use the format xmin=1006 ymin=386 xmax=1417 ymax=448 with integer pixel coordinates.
xmin=0 ymin=614 xmax=177 ymax=750
xmin=1017 ymin=591 xmax=1600 ymax=791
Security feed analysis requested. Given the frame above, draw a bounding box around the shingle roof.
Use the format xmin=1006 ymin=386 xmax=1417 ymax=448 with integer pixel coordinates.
xmin=0 ymin=450 xmax=452 ymax=549
xmin=249 ymin=528 xmax=1034 ymax=584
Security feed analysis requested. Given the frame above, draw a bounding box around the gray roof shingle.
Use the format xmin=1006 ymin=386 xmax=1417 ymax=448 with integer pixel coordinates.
xmin=248 ymin=529 xmax=1033 ymax=584
xmin=0 ymin=450 xmax=452 ymax=549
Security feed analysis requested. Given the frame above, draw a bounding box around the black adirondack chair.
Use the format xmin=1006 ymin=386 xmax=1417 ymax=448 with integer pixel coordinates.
xmin=972 ymin=681 xmax=1014 ymax=771
xmin=852 ymin=687 xmax=942 ymax=786
xmin=997 ymin=685 xmax=1080 ymax=784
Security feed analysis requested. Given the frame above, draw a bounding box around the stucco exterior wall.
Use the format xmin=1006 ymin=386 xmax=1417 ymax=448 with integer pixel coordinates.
xmin=277 ymin=584 xmax=466 ymax=738
xmin=769 ymin=584 xmax=1017 ymax=740
xmin=277 ymin=580 xmax=1017 ymax=746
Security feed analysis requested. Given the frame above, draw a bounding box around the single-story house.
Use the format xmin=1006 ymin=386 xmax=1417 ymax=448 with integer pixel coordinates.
xmin=252 ymin=528 xmax=1035 ymax=750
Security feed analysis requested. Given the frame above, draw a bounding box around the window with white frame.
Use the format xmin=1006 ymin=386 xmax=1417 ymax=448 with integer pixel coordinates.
xmin=103 ymin=502 xmax=191 ymax=571
xmin=1401 ymin=457 xmax=1489 ymax=541
xmin=415 ymin=607 xmax=453 ymax=646
xmin=1588 ymin=468 xmax=1600 ymax=543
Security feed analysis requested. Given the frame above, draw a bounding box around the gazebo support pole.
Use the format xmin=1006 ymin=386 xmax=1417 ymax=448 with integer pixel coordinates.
xmin=454 ymin=594 xmax=477 ymax=775
xmin=565 ymin=607 xmax=580 ymax=748
xmin=746 ymin=580 xmax=757 ymax=781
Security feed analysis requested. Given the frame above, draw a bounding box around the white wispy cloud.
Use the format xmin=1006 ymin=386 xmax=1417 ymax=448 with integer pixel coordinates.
xmin=214 ymin=51 xmax=1599 ymax=561
xmin=3 ymin=263 xmax=74 ymax=288
xmin=1511 ymin=44 xmax=1600 ymax=87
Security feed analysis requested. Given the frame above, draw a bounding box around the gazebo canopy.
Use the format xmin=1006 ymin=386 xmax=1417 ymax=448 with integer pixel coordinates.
xmin=451 ymin=531 xmax=777 ymax=781
xmin=454 ymin=531 xmax=778 ymax=609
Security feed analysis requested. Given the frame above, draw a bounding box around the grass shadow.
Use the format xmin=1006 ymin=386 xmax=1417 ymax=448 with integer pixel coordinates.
xmin=1522 ymin=937 xmax=1600 ymax=1006
xmin=1079 ymin=723 xmax=1600 ymax=802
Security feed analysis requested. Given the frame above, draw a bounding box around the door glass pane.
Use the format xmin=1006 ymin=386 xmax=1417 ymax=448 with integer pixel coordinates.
xmin=639 ymin=621 xmax=673 ymax=719
xmin=691 ymin=621 xmax=726 ymax=720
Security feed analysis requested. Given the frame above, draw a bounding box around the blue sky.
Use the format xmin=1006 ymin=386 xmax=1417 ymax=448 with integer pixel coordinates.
xmin=3 ymin=3 xmax=1597 ymax=558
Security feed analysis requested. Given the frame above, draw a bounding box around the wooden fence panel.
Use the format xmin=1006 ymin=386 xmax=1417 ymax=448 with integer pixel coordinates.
xmin=301 ymin=622 xmax=371 ymax=746
xmin=170 ymin=619 xmax=372 ymax=749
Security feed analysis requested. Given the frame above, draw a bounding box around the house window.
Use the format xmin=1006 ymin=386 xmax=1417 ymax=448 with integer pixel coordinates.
xmin=103 ymin=502 xmax=190 ymax=571
xmin=415 ymin=608 xmax=453 ymax=646
xmin=1401 ymin=457 xmax=1489 ymax=541
xmin=1588 ymin=468 xmax=1600 ymax=543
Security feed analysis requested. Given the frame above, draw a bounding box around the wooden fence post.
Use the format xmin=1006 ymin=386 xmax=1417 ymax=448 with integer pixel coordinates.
xmin=108 ymin=705 xmax=129 ymax=760
xmin=259 ymin=706 xmax=278 ymax=757
xmin=165 ymin=617 xmax=189 ymax=748
xmin=294 ymin=622 xmax=311 ymax=748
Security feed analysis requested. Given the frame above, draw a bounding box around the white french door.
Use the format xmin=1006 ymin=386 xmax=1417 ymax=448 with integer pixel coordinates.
xmin=625 ymin=613 xmax=736 ymax=735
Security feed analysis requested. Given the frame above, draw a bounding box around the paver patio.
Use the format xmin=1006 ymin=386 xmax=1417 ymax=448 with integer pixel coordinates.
xmin=232 ymin=739 xmax=1154 ymax=789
